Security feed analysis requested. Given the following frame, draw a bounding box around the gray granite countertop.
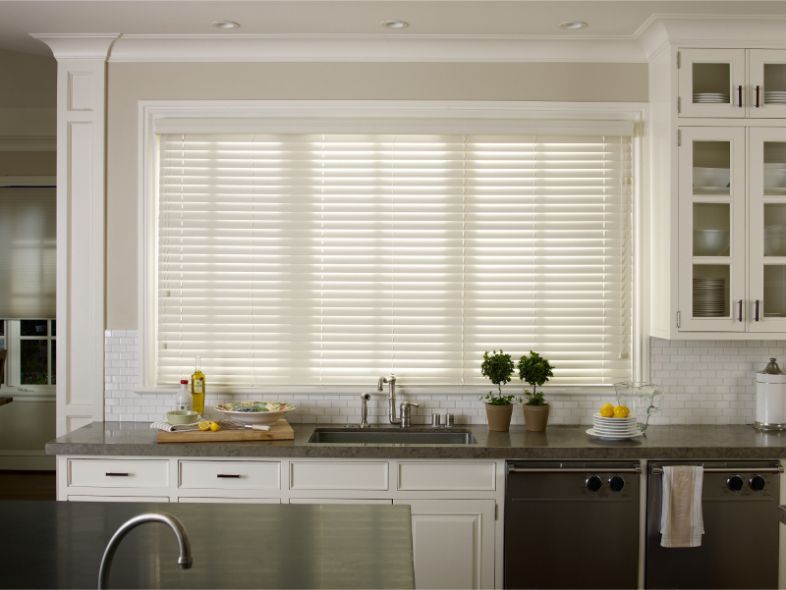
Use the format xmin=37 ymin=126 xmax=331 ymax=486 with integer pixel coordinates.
xmin=46 ymin=422 xmax=786 ymax=459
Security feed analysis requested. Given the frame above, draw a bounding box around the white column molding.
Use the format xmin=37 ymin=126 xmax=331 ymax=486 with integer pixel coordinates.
xmin=35 ymin=34 xmax=119 ymax=435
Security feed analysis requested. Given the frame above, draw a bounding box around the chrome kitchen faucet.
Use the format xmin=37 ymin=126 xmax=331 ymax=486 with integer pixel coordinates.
xmin=377 ymin=374 xmax=419 ymax=428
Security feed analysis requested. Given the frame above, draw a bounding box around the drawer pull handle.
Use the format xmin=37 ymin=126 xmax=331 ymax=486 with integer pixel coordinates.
xmin=105 ymin=472 xmax=130 ymax=477
xmin=216 ymin=474 xmax=242 ymax=479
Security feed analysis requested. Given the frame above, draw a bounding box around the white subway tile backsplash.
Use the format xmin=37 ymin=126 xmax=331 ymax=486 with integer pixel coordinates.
xmin=104 ymin=331 xmax=783 ymax=426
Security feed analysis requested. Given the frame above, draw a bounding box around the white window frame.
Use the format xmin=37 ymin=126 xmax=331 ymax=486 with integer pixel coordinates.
xmin=138 ymin=100 xmax=649 ymax=393
xmin=0 ymin=318 xmax=56 ymax=398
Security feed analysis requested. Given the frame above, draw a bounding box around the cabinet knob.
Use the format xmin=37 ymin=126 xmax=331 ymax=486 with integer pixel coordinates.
xmin=585 ymin=475 xmax=602 ymax=492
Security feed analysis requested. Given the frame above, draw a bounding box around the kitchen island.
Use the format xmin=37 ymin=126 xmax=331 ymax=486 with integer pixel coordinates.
xmin=47 ymin=422 xmax=786 ymax=459
xmin=0 ymin=501 xmax=414 ymax=589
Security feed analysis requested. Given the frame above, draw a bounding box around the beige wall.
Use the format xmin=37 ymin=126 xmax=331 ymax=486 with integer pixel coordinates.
xmin=0 ymin=48 xmax=55 ymax=109
xmin=107 ymin=61 xmax=648 ymax=328
xmin=0 ymin=400 xmax=56 ymax=469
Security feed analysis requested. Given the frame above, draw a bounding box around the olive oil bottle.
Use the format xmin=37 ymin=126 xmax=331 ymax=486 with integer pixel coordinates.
xmin=191 ymin=357 xmax=206 ymax=415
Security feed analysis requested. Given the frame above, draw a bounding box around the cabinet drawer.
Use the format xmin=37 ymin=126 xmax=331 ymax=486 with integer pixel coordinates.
xmin=289 ymin=461 xmax=388 ymax=491
xmin=68 ymin=459 xmax=169 ymax=488
xmin=179 ymin=460 xmax=281 ymax=490
xmin=289 ymin=498 xmax=393 ymax=505
xmin=398 ymin=461 xmax=496 ymax=491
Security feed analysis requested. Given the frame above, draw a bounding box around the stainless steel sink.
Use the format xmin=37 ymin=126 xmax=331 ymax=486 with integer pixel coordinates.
xmin=308 ymin=428 xmax=477 ymax=445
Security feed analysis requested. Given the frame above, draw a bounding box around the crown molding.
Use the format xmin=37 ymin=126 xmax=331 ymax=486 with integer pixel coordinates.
xmin=637 ymin=15 xmax=786 ymax=59
xmin=30 ymin=33 xmax=120 ymax=60
xmin=109 ymin=34 xmax=645 ymax=63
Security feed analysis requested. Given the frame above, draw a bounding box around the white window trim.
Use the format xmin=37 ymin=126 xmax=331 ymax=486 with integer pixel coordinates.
xmin=138 ymin=100 xmax=649 ymax=394
xmin=1 ymin=319 xmax=56 ymax=399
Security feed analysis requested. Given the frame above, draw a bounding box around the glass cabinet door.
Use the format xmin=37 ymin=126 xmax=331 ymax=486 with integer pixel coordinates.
xmin=749 ymin=128 xmax=786 ymax=332
xmin=678 ymin=127 xmax=746 ymax=332
xmin=678 ymin=49 xmax=746 ymax=118
xmin=749 ymin=50 xmax=786 ymax=118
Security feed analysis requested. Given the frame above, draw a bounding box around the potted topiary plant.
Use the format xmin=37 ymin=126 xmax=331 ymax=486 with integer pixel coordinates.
xmin=518 ymin=351 xmax=554 ymax=432
xmin=481 ymin=350 xmax=517 ymax=432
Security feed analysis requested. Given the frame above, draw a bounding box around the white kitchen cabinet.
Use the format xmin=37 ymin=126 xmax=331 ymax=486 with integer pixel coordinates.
xmin=649 ymin=40 xmax=786 ymax=339
xmin=750 ymin=127 xmax=786 ymax=331
xmin=677 ymin=126 xmax=747 ymax=332
xmin=749 ymin=50 xmax=786 ymax=119
xmin=178 ymin=497 xmax=281 ymax=504
xmin=394 ymin=499 xmax=495 ymax=590
xmin=677 ymin=48 xmax=786 ymax=118
xmin=675 ymin=126 xmax=786 ymax=335
xmin=678 ymin=49 xmax=746 ymax=118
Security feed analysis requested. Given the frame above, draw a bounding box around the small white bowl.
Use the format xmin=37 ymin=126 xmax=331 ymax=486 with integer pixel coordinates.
xmin=214 ymin=401 xmax=296 ymax=425
xmin=166 ymin=410 xmax=199 ymax=425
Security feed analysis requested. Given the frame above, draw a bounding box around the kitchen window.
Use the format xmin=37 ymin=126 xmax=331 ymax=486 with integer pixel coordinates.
xmin=145 ymin=105 xmax=639 ymax=390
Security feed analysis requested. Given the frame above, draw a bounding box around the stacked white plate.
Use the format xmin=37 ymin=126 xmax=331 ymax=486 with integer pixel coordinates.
xmin=694 ymin=92 xmax=730 ymax=103
xmin=586 ymin=414 xmax=642 ymax=440
xmin=765 ymin=91 xmax=786 ymax=105
xmin=693 ymin=277 xmax=726 ymax=317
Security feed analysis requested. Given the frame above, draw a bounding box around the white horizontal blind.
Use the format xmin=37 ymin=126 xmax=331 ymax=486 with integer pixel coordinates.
xmin=156 ymin=132 xmax=632 ymax=387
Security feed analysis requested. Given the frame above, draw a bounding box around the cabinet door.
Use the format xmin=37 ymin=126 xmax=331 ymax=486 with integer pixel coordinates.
xmin=678 ymin=49 xmax=746 ymax=118
xmin=749 ymin=50 xmax=786 ymax=118
xmin=678 ymin=127 xmax=747 ymax=332
xmin=749 ymin=128 xmax=786 ymax=332
xmin=394 ymin=499 xmax=494 ymax=590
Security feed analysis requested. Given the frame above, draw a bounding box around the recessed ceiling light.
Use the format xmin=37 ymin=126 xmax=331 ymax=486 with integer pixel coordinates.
xmin=560 ymin=20 xmax=588 ymax=31
xmin=383 ymin=20 xmax=410 ymax=30
xmin=212 ymin=20 xmax=241 ymax=30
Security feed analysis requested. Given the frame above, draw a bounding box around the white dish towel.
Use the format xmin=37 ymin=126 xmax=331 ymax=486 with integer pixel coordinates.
xmin=660 ymin=465 xmax=705 ymax=548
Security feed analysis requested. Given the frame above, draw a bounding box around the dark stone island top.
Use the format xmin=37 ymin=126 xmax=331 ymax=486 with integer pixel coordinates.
xmin=46 ymin=422 xmax=786 ymax=460
xmin=0 ymin=501 xmax=414 ymax=589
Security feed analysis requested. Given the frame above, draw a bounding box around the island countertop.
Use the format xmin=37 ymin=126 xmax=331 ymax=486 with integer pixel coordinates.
xmin=46 ymin=422 xmax=786 ymax=459
xmin=0 ymin=501 xmax=414 ymax=589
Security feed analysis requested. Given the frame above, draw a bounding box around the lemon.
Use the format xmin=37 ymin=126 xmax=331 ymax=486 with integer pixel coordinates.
xmin=613 ymin=405 xmax=630 ymax=418
xmin=209 ymin=421 xmax=221 ymax=432
xmin=198 ymin=420 xmax=211 ymax=431
xmin=599 ymin=403 xmax=615 ymax=418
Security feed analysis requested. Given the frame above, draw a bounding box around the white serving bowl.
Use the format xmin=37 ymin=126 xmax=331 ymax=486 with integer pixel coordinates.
xmin=693 ymin=166 xmax=730 ymax=189
xmin=214 ymin=401 xmax=296 ymax=425
xmin=694 ymin=229 xmax=730 ymax=256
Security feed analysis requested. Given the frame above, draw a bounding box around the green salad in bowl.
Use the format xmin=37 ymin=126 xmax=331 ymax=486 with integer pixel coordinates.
xmin=214 ymin=401 xmax=295 ymax=425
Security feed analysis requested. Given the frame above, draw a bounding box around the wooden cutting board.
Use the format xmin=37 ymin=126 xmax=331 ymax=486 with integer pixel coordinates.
xmin=156 ymin=418 xmax=294 ymax=443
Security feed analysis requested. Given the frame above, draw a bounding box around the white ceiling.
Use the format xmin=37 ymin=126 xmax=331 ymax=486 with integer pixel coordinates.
xmin=3 ymin=1 xmax=786 ymax=57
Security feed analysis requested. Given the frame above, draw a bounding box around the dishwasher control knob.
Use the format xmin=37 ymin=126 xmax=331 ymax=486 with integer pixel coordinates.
xmin=608 ymin=475 xmax=625 ymax=492
xmin=749 ymin=475 xmax=766 ymax=491
xmin=726 ymin=475 xmax=744 ymax=491
xmin=585 ymin=475 xmax=602 ymax=492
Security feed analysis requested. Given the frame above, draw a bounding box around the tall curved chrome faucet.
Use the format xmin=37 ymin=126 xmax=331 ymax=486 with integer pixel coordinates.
xmin=98 ymin=512 xmax=193 ymax=589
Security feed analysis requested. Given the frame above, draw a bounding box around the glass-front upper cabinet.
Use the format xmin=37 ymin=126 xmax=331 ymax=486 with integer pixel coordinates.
xmin=678 ymin=127 xmax=747 ymax=331
xmin=749 ymin=128 xmax=786 ymax=332
xmin=678 ymin=49 xmax=746 ymax=118
xmin=749 ymin=50 xmax=786 ymax=118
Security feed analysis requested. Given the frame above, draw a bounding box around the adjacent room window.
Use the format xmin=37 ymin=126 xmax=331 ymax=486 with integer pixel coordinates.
xmin=153 ymin=130 xmax=633 ymax=388
xmin=0 ymin=319 xmax=56 ymax=389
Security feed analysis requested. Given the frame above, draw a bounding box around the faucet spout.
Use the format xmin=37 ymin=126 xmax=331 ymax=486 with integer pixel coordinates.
xmin=98 ymin=512 xmax=192 ymax=589
xmin=378 ymin=374 xmax=400 ymax=425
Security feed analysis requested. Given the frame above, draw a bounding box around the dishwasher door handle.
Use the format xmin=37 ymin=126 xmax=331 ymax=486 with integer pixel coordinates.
xmin=508 ymin=467 xmax=641 ymax=474
xmin=650 ymin=466 xmax=783 ymax=474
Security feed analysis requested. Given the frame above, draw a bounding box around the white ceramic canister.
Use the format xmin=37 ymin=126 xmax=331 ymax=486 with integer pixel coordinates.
xmin=755 ymin=371 xmax=786 ymax=430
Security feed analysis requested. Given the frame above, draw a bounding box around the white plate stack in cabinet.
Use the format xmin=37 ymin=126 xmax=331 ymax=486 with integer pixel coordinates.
xmin=647 ymin=23 xmax=786 ymax=340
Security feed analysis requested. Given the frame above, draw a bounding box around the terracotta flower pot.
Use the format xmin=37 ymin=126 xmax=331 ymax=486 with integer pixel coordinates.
xmin=523 ymin=404 xmax=550 ymax=432
xmin=485 ymin=403 xmax=513 ymax=432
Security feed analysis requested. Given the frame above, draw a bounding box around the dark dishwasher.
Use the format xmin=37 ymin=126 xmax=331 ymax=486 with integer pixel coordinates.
xmin=504 ymin=460 xmax=640 ymax=589
xmin=646 ymin=460 xmax=781 ymax=589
